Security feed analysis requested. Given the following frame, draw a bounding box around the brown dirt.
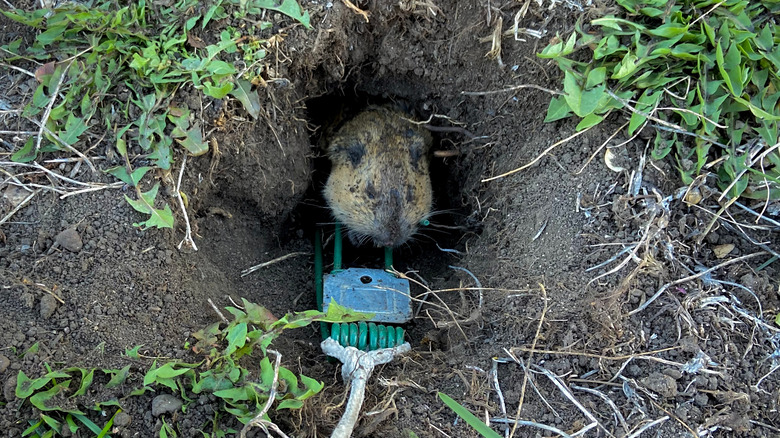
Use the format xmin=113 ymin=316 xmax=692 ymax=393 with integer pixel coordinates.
xmin=2 ymin=1 xmax=780 ymax=437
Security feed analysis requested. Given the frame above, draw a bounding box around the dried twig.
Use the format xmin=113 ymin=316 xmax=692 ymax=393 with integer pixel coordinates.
xmin=0 ymin=188 xmax=38 ymax=226
xmin=573 ymin=385 xmax=628 ymax=434
xmin=531 ymin=364 xmax=601 ymax=435
xmin=753 ymin=363 xmax=780 ymax=393
xmin=490 ymin=358 xmax=508 ymax=437
xmin=629 ymin=252 xmax=767 ymax=315
xmin=342 ymin=0 xmax=369 ymax=21
xmin=625 ymin=416 xmax=669 ymax=438
xmin=241 ymin=251 xmax=309 ymax=277
xmin=461 ymin=84 xmax=563 ymax=97
xmin=491 ymin=417 xmax=572 ymax=437
xmin=175 ymin=153 xmax=197 ymax=251
xmin=240 ymin=349 xmax=289 ymax=438
xmin=508 ymin=284 xmax=549 ymax=438
xmin=576 ymin=121 xmax=629 ymax=175
xmin=207 ymin=298 xmax=229 ymax=324
xmin=483 ymin=127 xmax=593 ymax=182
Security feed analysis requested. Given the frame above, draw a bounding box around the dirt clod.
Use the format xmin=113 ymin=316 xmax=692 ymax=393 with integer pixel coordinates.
xmin=3 ymin=375 xmax=16 ymax=402
xmin=151 ymin=394 xmax=183 ymax=417
xmin=39 ymin=294 xmax=58 ymax=319
xmin=114 ymin=411 xmax=132 ymax=427
xmin=0 ymin=355 xmax=8 ymax=374
xmin=54 ymin=228 xmax=83 ymax=252
xmin=641 ymin=372 xmax=679 ymax=398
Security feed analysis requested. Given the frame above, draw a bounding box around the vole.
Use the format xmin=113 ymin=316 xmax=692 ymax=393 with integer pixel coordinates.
xmin=324 ymin=106 xmax=432 ymax=248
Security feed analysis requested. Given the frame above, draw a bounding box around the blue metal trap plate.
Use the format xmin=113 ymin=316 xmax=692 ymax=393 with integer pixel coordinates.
xmin=323 ymin=268 xmax=412 ymax=324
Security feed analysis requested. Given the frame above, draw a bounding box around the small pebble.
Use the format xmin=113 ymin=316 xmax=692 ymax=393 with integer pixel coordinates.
xmin=40 ymin=294 xmax=58 ymax=319
xmin=0 ymin=355 xmax=9 ymax=373
xmin=151 ymin=394 xmax=182 ymax=417
xmin=662 ymin=368 xmax=683 ymax=380
xmin=641 ymin=372 xmax=678 ymax=398
xmin=55 ymin=228 xmax=83 ymax=252
xmin=113 ymin=411 xmax=132 ymax=427
xmin=3 ymin=375 xmax=16 ymax=402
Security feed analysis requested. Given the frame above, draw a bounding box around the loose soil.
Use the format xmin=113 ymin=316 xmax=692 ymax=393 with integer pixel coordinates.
xmin=1 ymin=1 xmax=779 ymax=437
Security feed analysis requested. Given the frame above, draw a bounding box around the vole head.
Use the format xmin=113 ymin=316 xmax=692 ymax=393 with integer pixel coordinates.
xmin=323 ymin=107 xmax=433 ymax=248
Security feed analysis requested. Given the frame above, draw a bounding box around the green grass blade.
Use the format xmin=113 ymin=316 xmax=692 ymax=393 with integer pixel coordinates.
xmin=437 ymin=392 xmax=502 ymax=438
xmin=71 ymin=413 xmax=106 ymax=436
xmin=96 ymin=409 xmax=120 ymax=438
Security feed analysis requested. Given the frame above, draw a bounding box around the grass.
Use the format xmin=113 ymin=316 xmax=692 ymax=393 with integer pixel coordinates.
xmin=2 ymin=0 xmax=310 ymax=228
xmin=540 ymin=0 xmax=780 ymax=202
xmin=438 ymin=392 xmax=502 ymax=438
xmin=12 ymin=299 xmax=367 ymax=436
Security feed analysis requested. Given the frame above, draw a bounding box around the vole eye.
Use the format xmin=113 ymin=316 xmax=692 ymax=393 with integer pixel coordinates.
xmin=366 ymin=181 xmax=376 ymax=200
xmin=409 ymin=144 xmax=423 ymax=171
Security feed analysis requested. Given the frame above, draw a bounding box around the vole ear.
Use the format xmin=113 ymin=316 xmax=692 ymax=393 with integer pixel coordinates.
xmin=329 ymin=137 xmax=366 ymax=168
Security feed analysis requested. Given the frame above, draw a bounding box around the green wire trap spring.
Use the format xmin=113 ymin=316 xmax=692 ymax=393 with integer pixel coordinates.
xmin=330 ymin=321 xmax=405 ymax=350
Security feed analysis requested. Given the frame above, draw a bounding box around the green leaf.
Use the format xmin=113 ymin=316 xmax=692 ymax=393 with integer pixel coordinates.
xmin=298 ymin=374 xmax=324 ymax=399
xmin=16 ymin=371 xmax=51 ymax=399
xmin=125 ymin=183 xmax=174 ymax=230
xmin=612 ymin=52 xmax=640 ymax=80
xmin=277 ymin=399 xmax=303 ymax=410
xmin=65 ymin=414 xmax=78 ymax=434
xmin=37 ymin=25 xmax=66 ymax=46
xmin=628 ymin=89 xmax=661 ymax=135
xmin=638 ymin=7 xmax=664 ymax=17
xmin=320 ymin=301 xmax=375 ymax=323
xmin=723 ymin=42 xmax=744 ymax=96
xmin=438 ymin=392 xmax=502 ymax=438
xmin=213 ymin=385 xmax=256 ymax=402
xmin=241 ymin=299 xmax=279 ymax=327
xmin=96 ymin=409 xmax=120 ymax=438
xmin=22 ymin=419 xmax=43 ymax=437
xmin=756 ymin=24 xmax=774 ymax=51
xmin=175 ymin=126 xmax=209 ymax=156
xmin=30 ymin=381 xmax=84 ymax=413
xmin=105 ymin=365 xmax=132 ymax=388
xmin=543 ymin=96 xmax=571 ymax=122
xmin=192 ymin=371 xmax=234 ymax=394
xmin=40 ymin=414 xmax=62 ymax=434
xmin=576 ymin=113 xmax=603 ymax=131
xmin=148 ymin=137 xmax=174 ymax=169
xmin=647 ymin=24 xmax=689 ymax=39
xmin=229 ymin=79 xmax=261 ymax=119
xmin=203 ymin=5 xmax=223 ymax=29
xmin=58 ymin=115 xmax=90 ymax=146
xmin=205 ymin=60 xmax=236 ymax=76
xmin=537 ymin=32 xmax=576 ymax=59
xmin=125 ymin=345 xmax=144 ymax=358
xmin=733 ymin=96 xmax=780 ymax=121
xmin=585 ymin=67 xmax=606 ymax=89
xmin=203 ymin=80 xmax=234 ymax=99
xmin=563 ymin=71 xmax=605 ymax=117
xmin=67 ymin=368 xmax=95 ymax=397
xmin=252 ymin=0 xmax=311 ymax=28
xmin=225 ymin=323 xmax=248 ymax=356
xmin=11 ymin=138 xmax=37 ymax=163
